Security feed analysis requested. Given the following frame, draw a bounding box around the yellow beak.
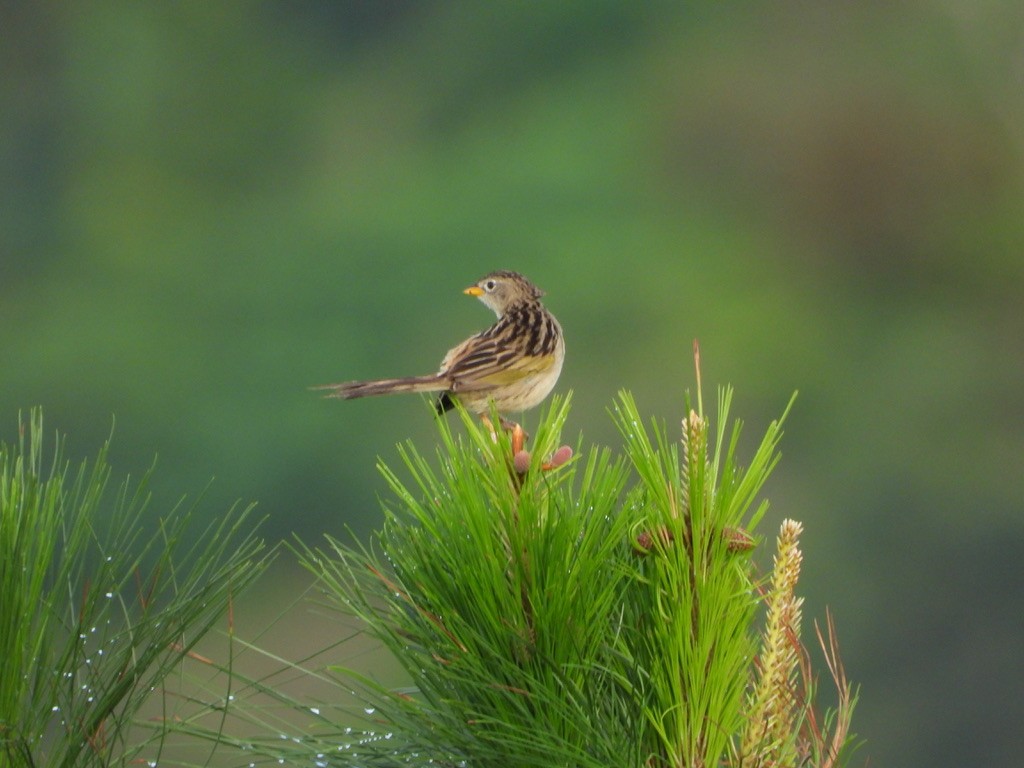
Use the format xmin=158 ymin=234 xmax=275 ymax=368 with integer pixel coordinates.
xmin=464 ymin=286 xmax=484 ymax=296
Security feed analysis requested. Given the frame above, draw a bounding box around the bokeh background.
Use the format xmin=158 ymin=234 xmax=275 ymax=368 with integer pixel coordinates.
xmin=3 ymin=3 xmax=1022 ymax=766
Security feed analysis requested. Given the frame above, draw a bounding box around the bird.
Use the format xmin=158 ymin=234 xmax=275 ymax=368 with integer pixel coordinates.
xmin=315 ymin=270 xmax=564 ymax=423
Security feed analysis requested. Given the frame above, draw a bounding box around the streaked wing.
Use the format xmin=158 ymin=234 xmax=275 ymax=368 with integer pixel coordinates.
xmin=435 ymin=301 xmax=561 ymax=397
xmin=452 ymin=351 xmax=558 ymax=391
xmin=440 ymin=332 xmax=544 ymax=390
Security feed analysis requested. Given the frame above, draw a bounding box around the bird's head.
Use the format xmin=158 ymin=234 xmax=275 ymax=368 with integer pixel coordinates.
xmin=464 ymin=270 xmax=544 ymax=317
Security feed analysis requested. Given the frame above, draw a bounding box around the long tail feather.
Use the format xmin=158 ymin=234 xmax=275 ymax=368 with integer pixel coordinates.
xmin=313 ymin=374 xmax=447 ymax=400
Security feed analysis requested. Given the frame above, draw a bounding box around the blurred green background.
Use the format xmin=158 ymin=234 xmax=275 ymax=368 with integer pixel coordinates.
xmin=3 ymin=2 xmax=1022 ymax=765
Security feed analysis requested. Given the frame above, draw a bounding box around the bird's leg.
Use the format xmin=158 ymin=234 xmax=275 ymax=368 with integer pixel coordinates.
xmin=501 ymin=417 xmax=528 ymax=442
xmin=479 ymin=416 xmax=523 ymax=444
xmin=485 ymin=418 xmax=571 ymax=476
xmin=479 ymin=415 xmax=529 ymax=445
xmin=480 ymin=416 xmax=499 ymax=442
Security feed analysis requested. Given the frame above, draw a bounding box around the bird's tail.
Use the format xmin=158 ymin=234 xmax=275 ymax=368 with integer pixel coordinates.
xmin=313 ymin=374 xmax=447 ymax=400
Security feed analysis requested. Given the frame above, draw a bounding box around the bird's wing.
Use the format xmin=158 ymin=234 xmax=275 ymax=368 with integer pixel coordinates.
xmin=439 ymin=334 xmax=555 ymax=391
xmin=454 ymin=353 xmax=558 ymax=390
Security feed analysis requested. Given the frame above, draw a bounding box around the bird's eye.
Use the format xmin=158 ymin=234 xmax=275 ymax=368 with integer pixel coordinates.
xmin=484 ymin=279 xmax=497 ymax=292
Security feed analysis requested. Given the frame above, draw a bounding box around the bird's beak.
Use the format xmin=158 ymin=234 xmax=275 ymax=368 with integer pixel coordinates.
xmin=464 ymin=286 xmax=484 ymax=297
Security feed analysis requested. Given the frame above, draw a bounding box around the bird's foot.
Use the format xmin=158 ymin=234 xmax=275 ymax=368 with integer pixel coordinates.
xmin=480 ymin=416 xmax=530 ymax=444
xmin=503 ymin=417 xmax=529 ymax=441
xmin=481 ymin=418 xmax=571 ymax=475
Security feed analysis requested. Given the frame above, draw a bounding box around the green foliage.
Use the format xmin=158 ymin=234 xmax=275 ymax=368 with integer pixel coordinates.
xmin=275 ymin=387 xmax=857 ymax=767
xmin=613 ymin=389 xmax=785 ymax=766
xmin=4 ymin=8 xmax=1024 ymax=761
xmin=303 ymin=396 xmax=638 ymax=766
xmin=0 ymin=410 xmax=270 ymax=767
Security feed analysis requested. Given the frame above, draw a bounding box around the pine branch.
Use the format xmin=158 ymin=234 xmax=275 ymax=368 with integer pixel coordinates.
xmin=164 ymin=358 xmax=861 ymax=767
xmin=0 ymin=409 xmax=271 ymax=767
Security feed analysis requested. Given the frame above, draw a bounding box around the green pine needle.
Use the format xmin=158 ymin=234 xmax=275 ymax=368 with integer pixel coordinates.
xmin=0 ymin=409 xmax=271 ymax=767
xmin=153 ymin=384 xmax=856 ymax=768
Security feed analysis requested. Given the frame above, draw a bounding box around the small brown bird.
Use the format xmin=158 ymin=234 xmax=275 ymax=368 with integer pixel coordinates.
xmin=315 ymin=270 xmax=564 ymax=420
